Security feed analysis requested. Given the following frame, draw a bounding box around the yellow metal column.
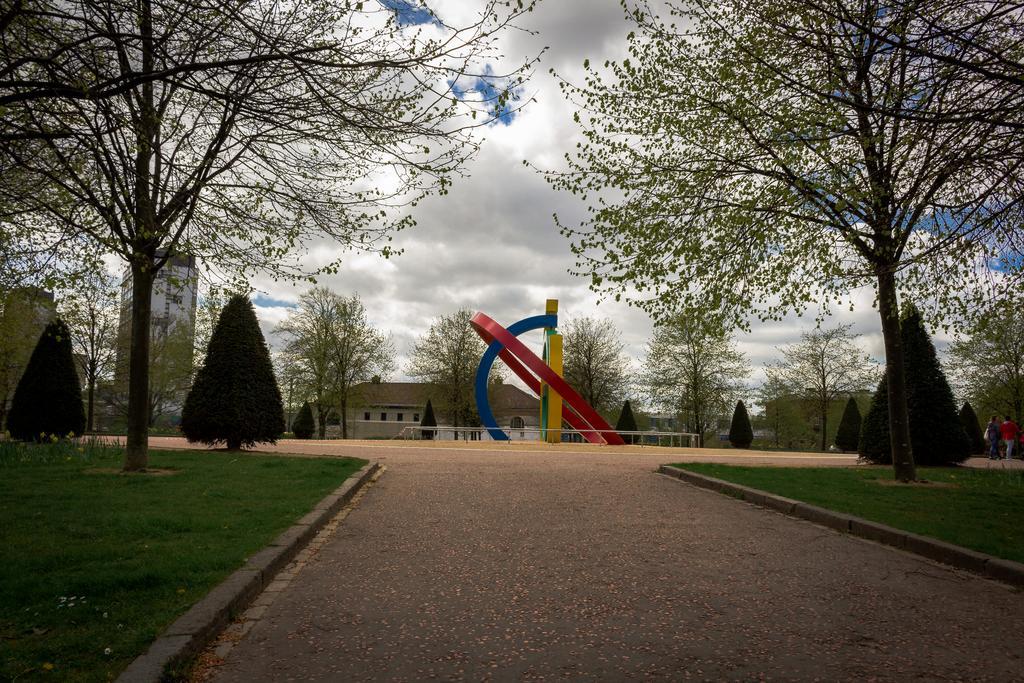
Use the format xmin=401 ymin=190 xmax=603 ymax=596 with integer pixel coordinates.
xmin=545 ymin=332 xmax=563 ymax=443
xmin=539 ymin=299 xmax=560 ymax=443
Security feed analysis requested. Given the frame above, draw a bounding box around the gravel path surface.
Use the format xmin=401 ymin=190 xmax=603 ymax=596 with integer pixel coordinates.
xmin=197 ymin=444 xmax=1024 ymax=682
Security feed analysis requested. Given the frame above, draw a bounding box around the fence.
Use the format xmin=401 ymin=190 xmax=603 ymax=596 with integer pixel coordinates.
xmin=394 ymin=425 xmax=699 ymax=448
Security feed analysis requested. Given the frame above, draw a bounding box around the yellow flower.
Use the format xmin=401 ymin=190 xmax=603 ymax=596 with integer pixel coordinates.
xmin=42 ymin=662 xmax=54 ymax=671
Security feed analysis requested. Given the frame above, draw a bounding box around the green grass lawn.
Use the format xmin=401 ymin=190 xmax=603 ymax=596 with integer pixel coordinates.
xmin=670 ymin=463 xmax=1024 ymax=564
xmin=0 ymin=440 xmax=365 ymax=682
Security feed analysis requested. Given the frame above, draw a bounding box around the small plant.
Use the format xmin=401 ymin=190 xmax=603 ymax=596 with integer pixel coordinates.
xmin=0 ymin=435 xmax=119 ymax=466
xmin=728 ymin=400 xmax=753 ymax=449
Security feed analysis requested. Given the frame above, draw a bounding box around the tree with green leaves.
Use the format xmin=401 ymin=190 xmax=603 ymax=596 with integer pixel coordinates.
xmin=1 ymin=0 xmax=536 ymax=470
xmin=106 ymin=318 xmax=195 ymax=428
xmin=275 ymin=289 xmax=336 ymax=439
xmin=947 ymin=301 xmax=1024 ymax=426
xmin=408 ymin=309 xmax=496 ymax=430
xmin=728 ymin=400 xmax=753 ymax=449
xmin=181 ymin=296 xmax=284 ymax=450
xmin=277 ymin=289 xmax=394 ymax=439
xmin=274 ymin=348 xmax=306 ymax=434
xmin=615 ymin=399 xmax=638 ymax=444
xmin=757 ymin=372 xmax=811 ymax=450
xmin=641 ymin=316 xmax=748 ymax=447
xmin=958 ymin=402 xmax=985 ymax=456
xmin=7 ymin=319 xmax=85 ymax=440
xmin=292 ymin=402 xmax=315 ymax=440
xmin=551 ymin=0 xmax=1024 ymax=480
xmin=60 ymin=270 xmax=119 ymax=432
xmin=769 ymin=325 xmax=878 ymax=451
xmin=859 ymin=308 xmax=970 ymax=465
xmin=420 ymin=398 xmax=437 ymax=440
xmin=835 ymin=397 xmax=862 ymax=453
xmin=562 ymin=316 xmax=631 ymax=414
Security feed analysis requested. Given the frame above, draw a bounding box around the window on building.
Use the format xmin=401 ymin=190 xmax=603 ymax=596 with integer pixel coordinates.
xmin=511 ymin=417 xmax=525 ymax=429
xmin=363 ymin=412 xmax=370 ymax=421
xmin=413 ymin=413 xmax=420 ymax=422
xmin=397 ymin=413 xmax=403 ymax=421
xmin=380 ymin=412 xmax=387 ymax=421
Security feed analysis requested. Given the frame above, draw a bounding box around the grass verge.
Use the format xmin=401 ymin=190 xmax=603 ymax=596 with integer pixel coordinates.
xmin=670 ymin=463 xmax=1024 ymax=564
xmin=1 ymin=441 xmax=365 ymax=681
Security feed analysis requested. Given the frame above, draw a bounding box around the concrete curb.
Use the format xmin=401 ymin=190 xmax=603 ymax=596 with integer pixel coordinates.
xmin=658 ymin=464 xmax=1024 ymax=590
xmin=117 ymin=460 xmax=382 ymax=682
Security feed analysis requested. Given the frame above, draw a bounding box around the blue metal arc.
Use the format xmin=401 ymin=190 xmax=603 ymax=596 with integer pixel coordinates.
xmin=474 ymin=314 xmax=557 ymax=441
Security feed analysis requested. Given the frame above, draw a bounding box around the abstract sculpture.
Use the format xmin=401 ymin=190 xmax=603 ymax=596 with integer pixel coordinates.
xmin=470 ymin=300 xmax=625 ymax=445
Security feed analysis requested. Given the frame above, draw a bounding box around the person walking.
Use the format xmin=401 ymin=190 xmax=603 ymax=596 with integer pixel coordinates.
xmin=986 ymin=416 xmax=1001 ymax=460
xmin=1000 ymin=416 xmax=1019 ymax=460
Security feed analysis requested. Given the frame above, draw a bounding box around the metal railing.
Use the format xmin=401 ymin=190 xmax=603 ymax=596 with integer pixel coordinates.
xmin=394 ymin=425 xmax=699 ymax=448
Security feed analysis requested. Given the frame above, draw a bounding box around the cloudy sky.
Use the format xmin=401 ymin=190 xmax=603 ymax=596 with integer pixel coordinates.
xmin=228 ymin=0 xmax=950 ymax=397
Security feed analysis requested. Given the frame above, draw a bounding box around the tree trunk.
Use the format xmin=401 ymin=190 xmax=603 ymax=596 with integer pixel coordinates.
xmin=876 ymin=269 xmax=916 ymax=481
xmin=123 ymin=263 xmax=154 ymax=471
xmin=86 ymin=376 xmax=96 ymax=433
xmin=317 ymin=405 xmax=327 ymax=439
xmin=123 ymin=0 xmax=157 ymax=471
xmin=340 ymin=397 xmax=348 ymax=439
xmin=820 ymin=403 xmax=828 ymax=452
xmin=227 ymin=438 xmax=241 ymax=450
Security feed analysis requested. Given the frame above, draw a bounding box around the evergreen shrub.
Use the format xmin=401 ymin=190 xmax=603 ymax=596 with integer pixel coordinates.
xmin=728 ymin=400 xmax=753 ymax=449
xmin=292 ymin=402 xmax=315 ymax=439
xmin=858 ymin=307 xmax=970 ymax=465
xmin=616 ymin=400 xmax=638 ymax=444
xmin=421 ymin=398 xmax=437 ymax=440
xmin=958 ymin=402 xmax=985 ymax=455
xmin=7 ymin=319 xmax=85 ymax=441
xmin=835 ymin=397 xmax=862 ymax=452
xmin=181 ymin=296 xmax=285 ymax=449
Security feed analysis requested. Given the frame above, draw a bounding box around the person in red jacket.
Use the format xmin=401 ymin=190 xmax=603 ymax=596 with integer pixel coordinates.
xmin=1000 ymin=416 xmax=1019 ymax=460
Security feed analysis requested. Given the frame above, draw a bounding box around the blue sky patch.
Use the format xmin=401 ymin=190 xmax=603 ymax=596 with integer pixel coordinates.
xmin=378 ymin=0 xmax=438 ymax=27
xmin=253 ymin=294 xmax=297 ymax=309
xmin=449 ymin=65 xmax=520 ymax=126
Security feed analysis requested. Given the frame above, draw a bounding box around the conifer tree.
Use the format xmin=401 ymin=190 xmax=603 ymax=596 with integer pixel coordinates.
xmin=859 ymin=308 xmax=970 ymax=465
xmin=7 ymin=319 xmax=85 ymax=440
xmin=835 ymin=397 xmax=862 ymax=452
xmin=958 ymin=402 xmax=985 ymax=455
xmin=420 ymin=398 xmax=437 ymax=440
xmin=859 ymin=379 xmax=891 ymax=462
xmin=728 ymin=400 xmax=753 ymax=449
xmin=292 ymin=401 xmax=315 ymax=439
xmin=181 ymin=296 xmax=285 ymax=449
xmin=615 ymin=399 xmax=639 ymax=444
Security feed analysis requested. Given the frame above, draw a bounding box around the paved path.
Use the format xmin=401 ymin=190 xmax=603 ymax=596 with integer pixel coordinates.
xmin=171 ymin=441 xmax=1024 ymax=681
xmin=141 ymin=435 xmax=1024 ymax=471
